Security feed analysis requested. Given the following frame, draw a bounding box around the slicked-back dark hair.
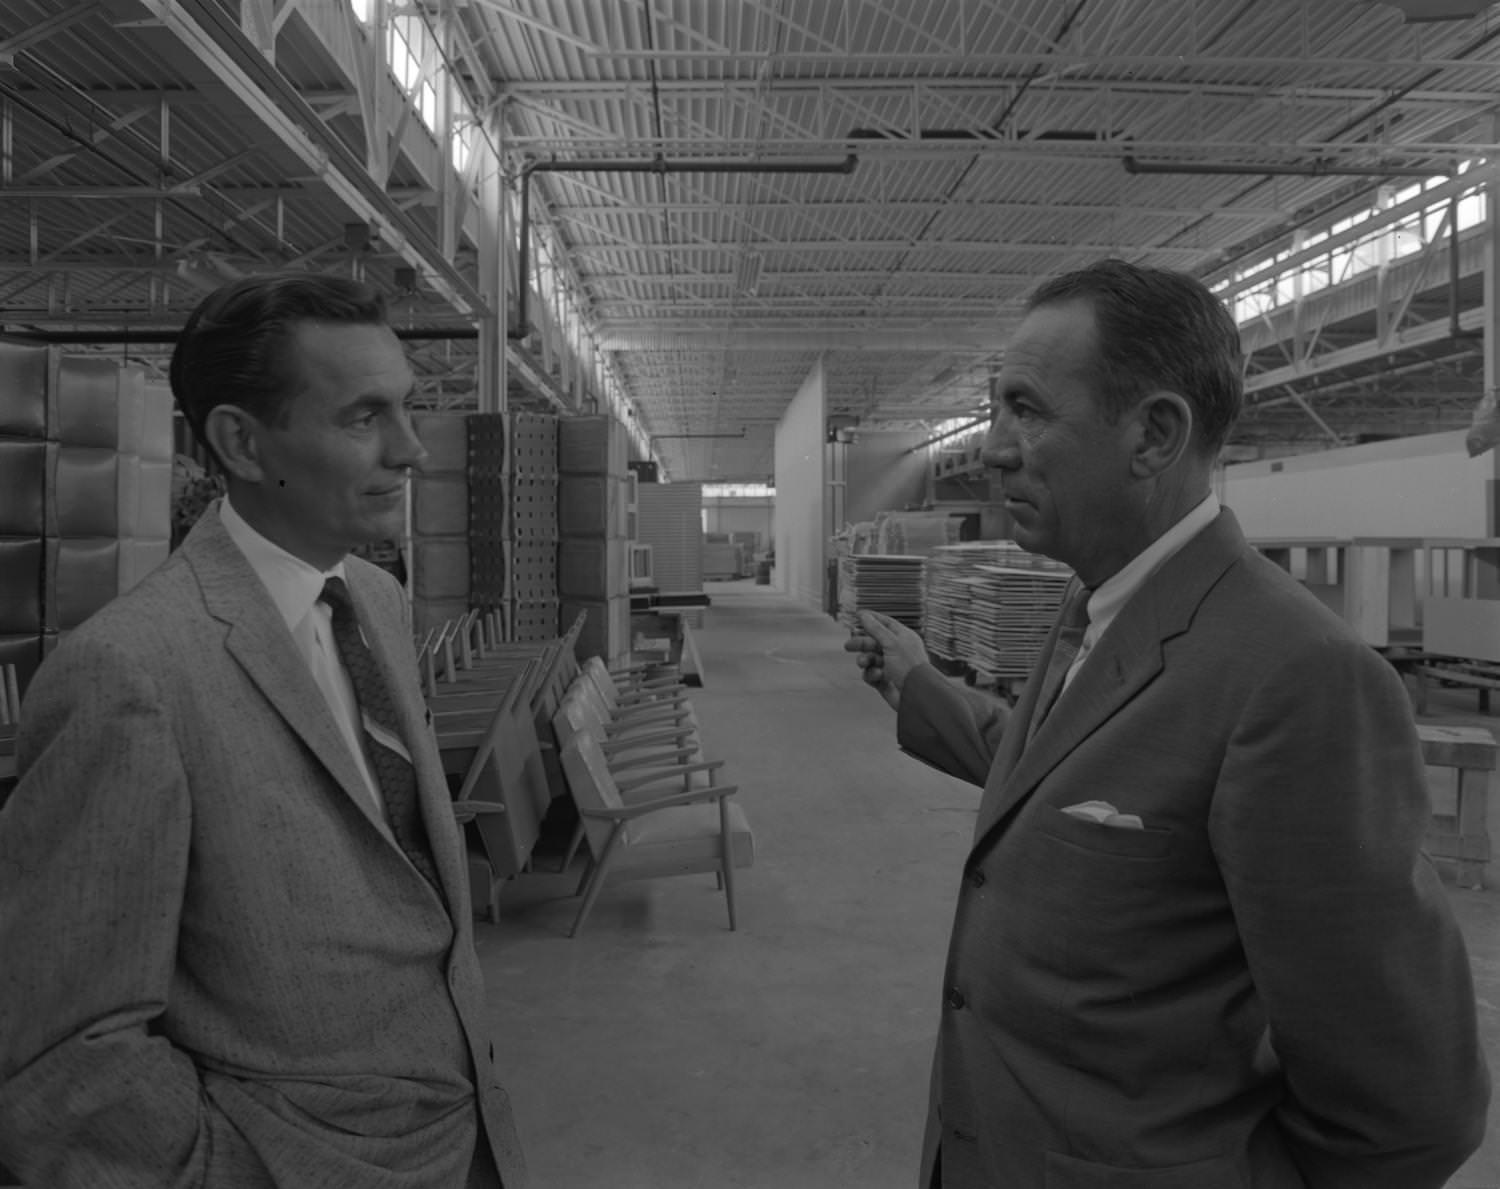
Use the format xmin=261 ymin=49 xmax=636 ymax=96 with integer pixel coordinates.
xmin=169 ymin=273 xmax=389 ymax=466
xmin=1027 ymin=258 xmax=1244 ymax=454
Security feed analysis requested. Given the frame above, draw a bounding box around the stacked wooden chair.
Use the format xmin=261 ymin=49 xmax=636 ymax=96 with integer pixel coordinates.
xmin=548 ymin=656 xmax=754 ymax=938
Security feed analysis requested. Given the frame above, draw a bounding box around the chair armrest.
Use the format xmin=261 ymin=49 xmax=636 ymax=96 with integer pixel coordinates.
xmin=599 ymin=726 xmax=695 ymax=751
xmin=606 ymin=695 xmax=687 ymax=713
xmin=451 ymin=799 xmax=507 ymax=823
xmin=579 ymin=784 xmax=739 ymax=818
xmin=606 ymin=746 xmax=700 ymax=771
xmin=615 ymin=759 xmax=726 ymax=793
xmin=608 ymin=699 xmax=691 ymax=718
xmin=609 ymin=659 xmax=679 ymax=677
xmin=613 ymin=687 xmax=688 ymax=703
xmin=603 ymin=704 xmax=690 ymax=722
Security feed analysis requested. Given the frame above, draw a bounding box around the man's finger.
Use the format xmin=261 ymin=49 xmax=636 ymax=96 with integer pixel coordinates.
xmin=856 ymin=609 xmax=902 ymax=643
xmin=843 ymin=634 xmax=877 ymax=653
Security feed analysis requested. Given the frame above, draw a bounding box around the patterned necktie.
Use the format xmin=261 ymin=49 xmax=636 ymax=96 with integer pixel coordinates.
xmin=320 ymin=576 xmax=442 ymax=892
xmin=1028 ymin=585 xmax=1091 ymax=739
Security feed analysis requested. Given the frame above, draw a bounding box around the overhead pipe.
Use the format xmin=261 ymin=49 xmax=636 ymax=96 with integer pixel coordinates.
xmin=1449 ymin=194 xmax=1485 ymax=340
xmin=510 ymin=154 xmax=858 ymax=340
xmin=1123 ymin=155 xmax=1448 ymax=180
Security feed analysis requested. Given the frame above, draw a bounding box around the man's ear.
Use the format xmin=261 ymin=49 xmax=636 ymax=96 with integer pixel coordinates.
xmin=202 ymin=405 xmax=266 ymax=484
xmin=1129 ymin=391 xmax=1194 ymax=478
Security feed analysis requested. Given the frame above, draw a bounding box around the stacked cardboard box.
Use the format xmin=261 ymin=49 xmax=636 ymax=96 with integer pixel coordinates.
xmin=0 ymin=347 xmax=172 ymax=696
xmin=410 ymin=413 xmax=470 ymax=636
xmin=557 ymin=415 xmax=631 ymax=663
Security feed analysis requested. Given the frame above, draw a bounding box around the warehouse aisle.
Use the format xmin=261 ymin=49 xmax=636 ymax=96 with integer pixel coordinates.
xmin=478 ymin=583 xmax=976 ymax=1189
xmin=476 ymin=584 xmax=1500 ymax=1189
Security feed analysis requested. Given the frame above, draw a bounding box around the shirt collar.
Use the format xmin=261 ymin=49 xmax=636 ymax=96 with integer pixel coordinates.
xmin=219 ymin=494 xmax=347 ymax=633
xmin=1084 ymin=491 xmax=1220 ymax=640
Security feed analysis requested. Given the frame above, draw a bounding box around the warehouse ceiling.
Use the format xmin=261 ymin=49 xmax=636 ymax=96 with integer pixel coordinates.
xmin=1 ymin=0 xmax=1499 ymax=480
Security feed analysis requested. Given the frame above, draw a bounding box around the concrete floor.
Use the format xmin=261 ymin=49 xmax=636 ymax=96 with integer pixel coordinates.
xmin=479 ymin=581 xmax=1500 ymax=1189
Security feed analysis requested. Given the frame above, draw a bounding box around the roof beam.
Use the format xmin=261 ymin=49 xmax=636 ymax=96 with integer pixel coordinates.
xmin=499 ymin=75 xmax=1500 ymax=111
xmin=598 ymin=326 xmax=1013 ymax=352
xmin=134 ymin=0 xmax=486 ymax=317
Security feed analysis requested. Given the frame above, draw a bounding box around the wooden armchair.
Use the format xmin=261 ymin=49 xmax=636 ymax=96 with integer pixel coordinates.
xmin=558 ymin=731 xmax=754 ymax=937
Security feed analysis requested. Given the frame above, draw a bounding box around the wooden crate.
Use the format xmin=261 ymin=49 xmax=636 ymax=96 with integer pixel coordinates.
xmin=1420 ymin=723 xmax=1496 ymax=889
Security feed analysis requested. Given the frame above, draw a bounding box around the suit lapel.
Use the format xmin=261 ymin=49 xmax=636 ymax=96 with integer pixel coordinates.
xmin=181 ymin=506 xmax=393 ymax=838
xmin=970 ymin=509 xmax=1248 ymax=850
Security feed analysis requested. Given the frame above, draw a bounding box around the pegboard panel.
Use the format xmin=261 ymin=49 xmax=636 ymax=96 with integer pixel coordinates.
xmin=509 ymin=475 xmax=558 ymax=543
xmin=470 ymin=536 xmax=507 ymax=607
xmin=510 ymin=539 xmax=558 ymax=604
xmin=468 ymin=414 xmax=508 ymax=607
xmin=507 ymin=411 xmax=558 ymax=479
xmin=510 ymin=597 xmax=559 ymax=643
xmin=466 ymin=413 xmax=506 ymax=477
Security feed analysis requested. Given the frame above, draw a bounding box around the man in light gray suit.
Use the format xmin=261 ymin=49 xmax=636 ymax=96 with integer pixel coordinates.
xmin=848 ymin=260 xmax=1488 ymax=1188
xmin=0 ymin=275 xmax=526 ymax=1187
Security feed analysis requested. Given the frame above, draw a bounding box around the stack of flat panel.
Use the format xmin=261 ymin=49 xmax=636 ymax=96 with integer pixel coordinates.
xmin=838 ymin=554 xmax=926 ymax=633
xmin=966 ymin=564 xmax=1073 ymax=681
xmin=922 ymin=542 xmax=1023 ymax=661
xmin=922 ymin=542 xmax=1071 ymax=680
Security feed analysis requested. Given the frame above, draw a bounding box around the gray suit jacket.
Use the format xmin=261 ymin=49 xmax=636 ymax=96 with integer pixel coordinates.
xmin=0 ymin=504 xmax=526 ymax=1188
xmin=898 ymin=509 xmax=1488 ymax=1189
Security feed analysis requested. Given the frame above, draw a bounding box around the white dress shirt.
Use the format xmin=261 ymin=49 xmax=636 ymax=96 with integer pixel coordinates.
xmin=219 ymin=497 xmax=389 ymax=826
xmin=1063 ymin=492 xmax=1222 ymax=691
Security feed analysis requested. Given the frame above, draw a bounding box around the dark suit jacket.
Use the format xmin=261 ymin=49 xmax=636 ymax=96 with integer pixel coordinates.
xmin=898 ymin=509 xmax=1489 ymax=1189
xmin=0 ymin=504 xmax=525 ymax=1188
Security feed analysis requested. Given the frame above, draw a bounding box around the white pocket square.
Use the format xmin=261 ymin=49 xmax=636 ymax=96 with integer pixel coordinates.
xmin=1060 ymin=800 xmax=1145 ymax=830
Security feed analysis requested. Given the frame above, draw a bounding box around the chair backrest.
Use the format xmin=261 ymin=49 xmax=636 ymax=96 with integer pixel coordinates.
xmin=545 ymin=649 xmax=582 ymax=714
xmin=457 ymin=701 xmax=551 ymax=877
xmin=559 ymin=609 xmax=587 ymax=658
xmin=581 ymin=656 xmax=627 ymax=709
xmin=574 ymin=673 xmax=624 ymax=726
xmin=553 ymin=687 xmax=604 ymax=754
xmin=0 ymin=663 xmax=19 ymax=726
xmin=458 ymin=608 xmax=483 ymax=665
xmin=558 ymin=732 xmax=630 ymax=855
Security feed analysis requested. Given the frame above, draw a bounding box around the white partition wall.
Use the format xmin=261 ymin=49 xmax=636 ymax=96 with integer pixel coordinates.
xmin=774 ymin=360 xmax=827 ymax=609
xmin=1220 ymin=431 xmax=1490 ymax=540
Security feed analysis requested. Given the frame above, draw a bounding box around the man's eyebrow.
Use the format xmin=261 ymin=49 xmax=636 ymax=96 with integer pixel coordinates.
xmin=344 ymin=390 xmax=410 ymax=411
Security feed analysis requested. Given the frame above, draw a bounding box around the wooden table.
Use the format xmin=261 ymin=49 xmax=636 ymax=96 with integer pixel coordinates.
xmin=630 ymin=607 xmax=707 ymax=687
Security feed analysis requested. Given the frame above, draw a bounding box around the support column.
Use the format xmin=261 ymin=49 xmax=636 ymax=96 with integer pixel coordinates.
xmin=476 ymin=105 xmax=505 ymax=417
xmin=1487 ymin=116 xmax=1500 ymax=540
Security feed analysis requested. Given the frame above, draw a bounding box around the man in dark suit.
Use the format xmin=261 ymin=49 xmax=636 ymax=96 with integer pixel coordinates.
xmin=0 ymin=275 xmax=526 ymax=1187
xmin=848 ymin=259 xmax=1488 ymax=1188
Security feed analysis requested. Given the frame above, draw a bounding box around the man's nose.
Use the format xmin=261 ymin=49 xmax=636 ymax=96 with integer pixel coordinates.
xmin=390 ymin=411 xmax=428 ymax=475
xmin=981 ymin=408 xmax=1019 ymax=470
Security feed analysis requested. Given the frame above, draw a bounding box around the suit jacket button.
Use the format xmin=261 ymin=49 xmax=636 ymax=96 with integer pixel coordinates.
xmin=944 ymin=987 xmax=965 ymax=1010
